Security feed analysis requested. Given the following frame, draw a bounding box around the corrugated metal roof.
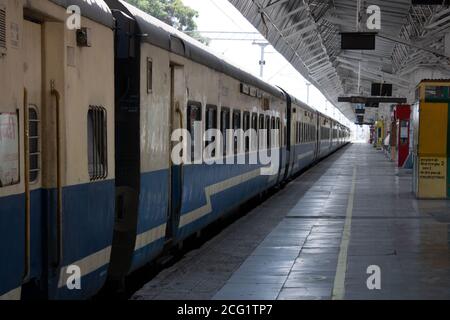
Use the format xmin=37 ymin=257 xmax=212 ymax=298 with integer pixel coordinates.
xmin=228 ymin=0 xmax=450 ymax=122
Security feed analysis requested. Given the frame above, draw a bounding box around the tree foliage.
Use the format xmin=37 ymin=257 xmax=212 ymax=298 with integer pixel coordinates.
xmin=124 ymin=0 xmax=209 ymax=45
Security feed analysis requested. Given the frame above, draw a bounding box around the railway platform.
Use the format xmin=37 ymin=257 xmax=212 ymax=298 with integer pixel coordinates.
xmin=132 ymin=143 xmax=450 ymax=300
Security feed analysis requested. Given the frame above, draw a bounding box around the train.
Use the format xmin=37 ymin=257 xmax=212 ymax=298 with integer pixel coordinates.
xmin=0 ymin=0 xmax=350 ymax=300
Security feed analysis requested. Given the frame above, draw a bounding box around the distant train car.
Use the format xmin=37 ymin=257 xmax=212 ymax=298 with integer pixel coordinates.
xmin=0 ymin=0 xmax=350 ymax=300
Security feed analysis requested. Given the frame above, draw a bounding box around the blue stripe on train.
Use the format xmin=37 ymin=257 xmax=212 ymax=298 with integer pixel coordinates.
xmin=0 ymin=192 xmax=25 ymax=297
xmin=292 ymin=142 xmax=315 ymax=174
xmin=129 ymin=160 xmax=280 ymax=271
xmin=176 ymin=161 xmax=276 ymax=240
xmin=48 ymin=179 xmax=115 ymax=299
xmin=128 ymin=143 xmax=347 ymax=274
xmin=129 ymin=169 xmax=169 ymax=273
xmin=0 ymin=179 xmax=115 ymax=299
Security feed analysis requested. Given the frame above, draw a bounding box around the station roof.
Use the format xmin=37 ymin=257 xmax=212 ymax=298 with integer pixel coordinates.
xmin=228 ymin=0 xmax=450 ymax=122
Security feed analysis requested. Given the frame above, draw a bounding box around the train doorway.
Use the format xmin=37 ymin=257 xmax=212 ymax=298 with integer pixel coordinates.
xmin=166 ymin=64 xmax=185 ymax=242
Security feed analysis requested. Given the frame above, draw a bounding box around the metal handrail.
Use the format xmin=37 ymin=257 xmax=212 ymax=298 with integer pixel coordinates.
xmin=50 ymin=80 xmax=63 ymax=268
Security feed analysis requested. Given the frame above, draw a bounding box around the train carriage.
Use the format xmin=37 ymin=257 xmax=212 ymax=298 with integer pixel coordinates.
xmin=105 ymin=0 xmax=290 ymax=278
xmin=0 ymin=0 xmax=115 ymax=299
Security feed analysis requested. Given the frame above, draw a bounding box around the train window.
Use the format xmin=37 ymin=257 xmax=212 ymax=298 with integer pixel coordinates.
xmin=265 ymin=116 xmax=271 ymax=149
xmin=221 ymin=107 xmax=230 ymax=156
xmin=306 ymin=124 xmax=309 ymax=142
xmin=251 ymin=113 xmax=258 ymax=131
xmin=303 ymin=123 xmax=306 ymax=143
xmin=299 ymin=122 xmax=302 ymax=143
xmin=271 ymin=117 xmax=275 ymax=148
xmin=299 ymin=123 xmax=302 ymax=143
xmin=301 ymin=123 xmax=304 ymax=143
xmin=306 ymin=123 xmax=308 ymax=142
xmin=243 ymin=112 xmax=250 ymax=152
xmin=88 ymin=106 xmax=108 ymax=181
xmin=29 ymin=106 xmax=40 ymax=182
xmin=251 ymin=113 xmax=258 ymax=151
xmin=233 ymin=110 xmax=241 ymax=130
xmin=0 ymin=7 xmax=5 ymax=55
xmin=258 ymin=114 xmax=265 ymax=150
xmin=233 ymin=110 xmax=241 ymax=153
xmin=276 ymin=118 xmax=281 ymax=147
xmin=0 ymin=112 xmax=20 ymax=188
xmin=206 ymin=105 xmax=217 ymax=130
xmin=147 ymin=58 xmax=153 ymax=93
xmin=259 ymin=114 xmax=265 ymax=130
xmin=187 ymin=102 xmax=202 ymax=161
xmin=305 ymin=123 xmax=308 ymax=142
xmin=205 ymin=105 xmax=217 ymax=155
xmin=243 ymin=112 xmax=250 ymax=131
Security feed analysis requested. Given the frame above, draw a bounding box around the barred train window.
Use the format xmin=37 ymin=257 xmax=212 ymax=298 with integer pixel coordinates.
xmin=88 ymin=106 xmax=108 ymax=180
xmin=29 ymin=106 xmax=40 ymax=182
xmin=205 ymin=105 xmax=217 ymax=155
xmin=0 ymin=7 xmax=6 ymax=52
xmin=251 ymin=113 xmax=258 ymax=131
xmin=243 ymin=112 xmax=250 ymax=152
xmin=276 ymin=118 xmax=281 ymax=146
xmin=265 ymin=116 xmax=271 ymax=148
xmin=187 ymin=102 xmax=202 ymax=161
xmin=206 ymin=105 xmax=218 ymax=131
xmin=233 ymin=110 xmax=241 ymax=153
xmin=259 ymin=114 xmax=264 ymax=130
xmin=220 ymin=107 xmax=230 ymax=156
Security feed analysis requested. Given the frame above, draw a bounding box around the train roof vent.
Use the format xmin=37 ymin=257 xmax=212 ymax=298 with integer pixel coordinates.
xmin=0 ymin=6 xmax=5 ymax=56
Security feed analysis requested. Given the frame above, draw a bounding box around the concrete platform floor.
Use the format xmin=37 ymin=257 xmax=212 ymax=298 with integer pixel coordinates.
xmin=132 ymin=143 xmax=450 ymax=300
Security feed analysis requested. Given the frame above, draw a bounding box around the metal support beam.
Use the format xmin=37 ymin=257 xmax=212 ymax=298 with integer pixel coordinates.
xmin=338 ymin=96 xmax=407 ymax=104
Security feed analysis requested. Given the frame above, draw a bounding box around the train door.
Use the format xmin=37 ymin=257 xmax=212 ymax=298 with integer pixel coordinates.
xmin=109 ymin=10 xmax=140 ymax=279
xmin=166 ymin=64 xmax=185 ymax=242
xmin=282 ymin=94 xmax=292 ymax=182
xmin=22 ymin=19 xmax=43 ymax=292
xmin=0 ymin=16 xmax=42 ymax=302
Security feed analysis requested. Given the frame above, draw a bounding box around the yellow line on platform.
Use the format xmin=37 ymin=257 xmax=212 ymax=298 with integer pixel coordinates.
xmin=332 ymin=167 xmax=357 ymax=300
